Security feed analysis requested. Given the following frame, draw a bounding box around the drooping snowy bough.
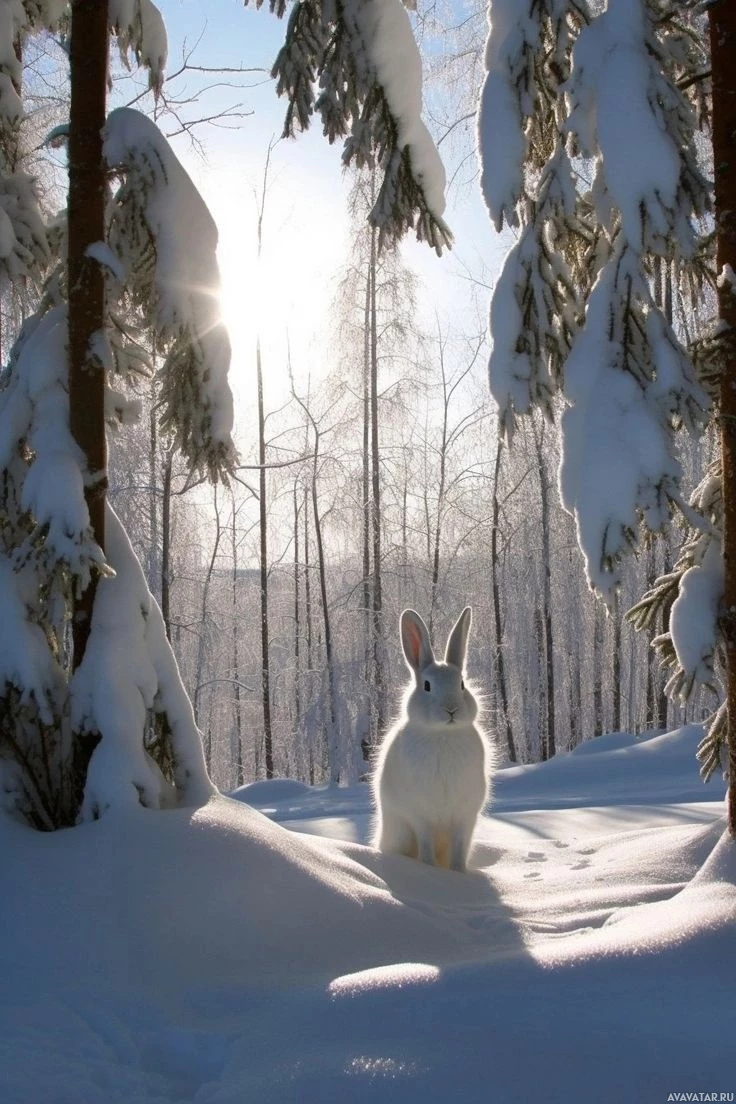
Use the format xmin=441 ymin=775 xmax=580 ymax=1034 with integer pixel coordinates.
xmin=479 ymin=1 xmax=728 ymax=778
xmin=249 ymin=0 xmax=451 ymax=254
xmin=0 ymin=1 xmax=232 ymax=826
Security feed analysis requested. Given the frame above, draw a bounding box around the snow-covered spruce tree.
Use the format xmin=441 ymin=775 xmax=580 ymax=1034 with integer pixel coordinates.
xmin=0 ymin=0 xmax=236 ymax=827
xmin=247 ymin=0 xmax=452 ymax=254
xmin=478 ymin=0 xmax=736 ymax=830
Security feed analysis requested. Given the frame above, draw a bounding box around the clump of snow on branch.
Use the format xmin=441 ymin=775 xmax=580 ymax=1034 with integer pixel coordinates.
xmin=0 ymin=171 xmax=49 ymax=285
xmin=0 ymin=556 xmax=64 ymax=721
xmin=109 ymin=0 xmax=168 ymax=95
xmin=103 ymin=107 xmax=236 ymax=481
xmin=257 ymin=0 xmax=450 ymax=253
xmin=559 ymin=247 xmax=708 ymax=594
xmin=0 ymin=306 xmax=107 ymax=584
xmin=668 ymin=538 xmax=723 ymax=695
xmin=478 ymin=0 xmax=536 ymax=230
xmin=351 ymin=0 xmax=447 ymax=222
xmin=565 ymin=0 xmax=704 ymax=257
xmin=73 ymin=506 xmax=214 ymax=820
xmin=0 ymin=2 xmax=50 ymax=287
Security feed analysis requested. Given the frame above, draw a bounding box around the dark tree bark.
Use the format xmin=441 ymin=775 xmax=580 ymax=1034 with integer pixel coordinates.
xmin=531 ymin=418 xmax=556 ymax=760
xmin=232 ymin=493 xmax=244 ymax=787
xmin=292 ymin=480 xmax=302 ymax=744
xmin=303 ymin=483 xmax=315 ymax=783
xmin=361 ymin=262 xmax=372 ymax=761
xmin=491 ymin=438 xmax=516 ymax=762
xmin=311 ymin=445 xmax=339 ymax=784
xmin=67 ymin=0 xmax=109 ymax=669
xmin=149 ymin=402 xmax=159 ymax=598
xmin=612 ymin=591 xmax=622 ymax=733
xmin=160 ymin=448 xmax=173 ymax=640
xmin=593 ymin=601 xmax=604 ymax=738
xmin=368 ymin=221 xmax=385 ymax=744
xmin=254 ymin=143 xmax=276 ymax=780
xmin=256 ymin=333 xmax=274 ymax=778
xmin=710 ymin=0 xmax=736 ymax=835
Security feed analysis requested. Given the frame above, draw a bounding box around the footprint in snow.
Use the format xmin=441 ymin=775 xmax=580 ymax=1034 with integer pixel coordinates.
xmin=570 ymin=859 xmax=591 ymax=871
xmin=524 ymin=870 xmax=542 ymax=879
xmin=525 ymin=851 xmax=547 ymax=863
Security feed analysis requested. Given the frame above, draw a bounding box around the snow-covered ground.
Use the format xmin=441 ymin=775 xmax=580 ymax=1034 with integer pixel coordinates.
xmin=1 ymin=725 xmax=733 ymax=1103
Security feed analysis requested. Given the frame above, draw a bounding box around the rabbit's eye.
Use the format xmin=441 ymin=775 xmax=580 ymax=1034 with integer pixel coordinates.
xmin=424 ymin=679 xmax=431 ymax=692
xmin=461 ymin=679 xmax=465 ymax=690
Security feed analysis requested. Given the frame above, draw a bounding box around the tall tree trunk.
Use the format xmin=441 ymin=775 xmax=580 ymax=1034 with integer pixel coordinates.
xmin=149 ymin=397 xmax=159 ymax=598
xmin=568 ymin=635 xmax=583 ymax=749
xmin=68 ymin=0 xmax=109 ymax=669
xmin=711 ymin=1 xmax=736 ymax=835
xmin=361 ymin=264 xmax=372 ymax=759
xmin=254 ymin=143 xmax=276 ymax=780
xmin=429 ymin=333 xmax=449 ymax=637
xmin=593 ymin=600 xmax=604 ymax=738
xmin=292 ymin=480 xmax=302 ymax=750
xmin=309 ymin=434 xmax=339 ymax=784
xmin=232 ymin=492 xmax=244 ymax=787
xmin=303 ymin=483 xmax=315 ymax=783
xmin=67 ymin=0 xmax=109 ymax=810
xmin=532 ymin=418 xmax=556 ymax=759
xmin=368 ymin=220 xmax=385 ymax=745
xmin=612 ymin=591 xmax=622 ymax=732
xmin=257 ymin=333 xmax=274 ymax=778
xmin=160 ymin=448 xmax=173 ymax=640
xmin=491 ymin=437 xmax=515 ymax=762
xmin=194 ymin=486 xmax=223 ymax=769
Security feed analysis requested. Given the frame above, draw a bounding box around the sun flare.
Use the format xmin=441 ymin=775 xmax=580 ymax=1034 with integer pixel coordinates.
xmin=211 ymin=169 xmax=348 ymax=418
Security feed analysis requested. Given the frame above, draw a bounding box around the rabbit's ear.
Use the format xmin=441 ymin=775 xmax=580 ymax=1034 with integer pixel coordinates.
xmin=401 ymin=609 xmax=434 ymax=672
xmin=445 ymin=607 xmax=472 ymax=669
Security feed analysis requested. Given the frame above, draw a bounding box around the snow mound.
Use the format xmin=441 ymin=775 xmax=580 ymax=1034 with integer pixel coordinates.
xmin=1 ymin=725 xmax=732 ymax=1102
xmin=231 ymin=778 xmax=312 ymax=804
xmin=495 ymin=725 xmax=724 ymax=811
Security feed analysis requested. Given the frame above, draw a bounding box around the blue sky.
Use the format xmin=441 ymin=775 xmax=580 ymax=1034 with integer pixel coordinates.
xmin=151 ymin=0 xmax=506 ymax=421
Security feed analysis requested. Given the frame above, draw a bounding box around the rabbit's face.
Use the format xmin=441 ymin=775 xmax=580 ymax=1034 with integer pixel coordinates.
xmin=405 ymin=660 xmax=478 ymax=730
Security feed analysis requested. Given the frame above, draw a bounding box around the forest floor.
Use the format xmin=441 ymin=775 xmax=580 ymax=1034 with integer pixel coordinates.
xmin=1 ymin=725 xmax=734 ymax=1103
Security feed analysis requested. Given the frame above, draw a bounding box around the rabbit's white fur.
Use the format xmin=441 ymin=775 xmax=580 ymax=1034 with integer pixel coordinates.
xmin=372 ymin=607 xmax=491 ymax=871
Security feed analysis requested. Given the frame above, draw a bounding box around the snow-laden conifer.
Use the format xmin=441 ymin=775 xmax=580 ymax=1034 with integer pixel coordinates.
xmin=481 ymin=13 xmax=714 ymax=677
xmin=0 ymin=1 xmax=233 ymax=826
xmin=103 ymin=107 xmax=236 ymax=482
xmin=479 ymin=1 xmax=736 ymax=797
xmin=250 ymin=0 xmax=451 ymax=253
xmin=480 ymin=0 xmax=711 ymax=590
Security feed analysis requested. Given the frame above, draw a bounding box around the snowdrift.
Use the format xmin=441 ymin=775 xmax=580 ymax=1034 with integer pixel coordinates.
xmin=0 ymin=727 xmax=733 ymax=1103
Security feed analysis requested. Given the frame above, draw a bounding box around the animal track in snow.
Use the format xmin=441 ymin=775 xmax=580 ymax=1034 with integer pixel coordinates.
xmin=524 ymin=851 xmax=547 ymax=863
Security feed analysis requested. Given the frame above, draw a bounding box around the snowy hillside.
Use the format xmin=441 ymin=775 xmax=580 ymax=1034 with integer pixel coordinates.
xmin=1 ymin=726 xmax=733 ymax=1103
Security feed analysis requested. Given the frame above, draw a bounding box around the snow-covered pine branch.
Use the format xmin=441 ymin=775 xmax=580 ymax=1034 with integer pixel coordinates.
xmin=72 ymin=504 xmax=214 ymax=819
xmin=103 ymin=107 xmax=237 ymax=483
xmin=0 ymin=2 xmax=51 ymax=286
xmin=109 ymin=0 xmax=168 ymax=94
xmin=479 ymin=0 xmax=592 ymax=437
xmin=250 ymin=0 xmax=452 ymax=254
xmin=480 ymin=0 xmax=735 ymax=791
xmin=480 ymin=0 xmax=712 ymax=595
xmin=1 ymin=304 xmax=109 ymax=583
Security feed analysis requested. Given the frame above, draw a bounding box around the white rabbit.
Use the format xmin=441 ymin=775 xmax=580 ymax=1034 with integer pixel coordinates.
xmin=372 ymin=607 xmax=491 ymax=872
